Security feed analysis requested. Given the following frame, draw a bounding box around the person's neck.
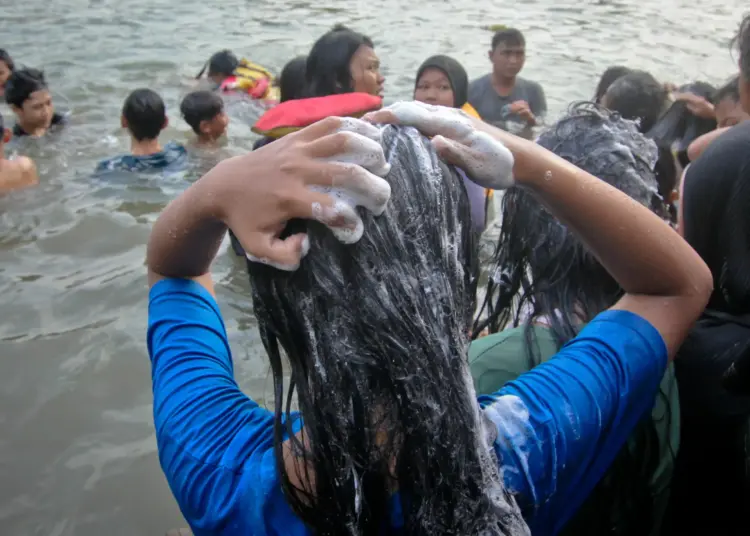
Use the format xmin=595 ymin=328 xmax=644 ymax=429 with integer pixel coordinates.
xmin=18 ymin=119 xmax=48 ymax=137
xmin=130 ymin=138 xmax=162 ymax=156
xmin=491 ymin=72 xmax=516 ymax=95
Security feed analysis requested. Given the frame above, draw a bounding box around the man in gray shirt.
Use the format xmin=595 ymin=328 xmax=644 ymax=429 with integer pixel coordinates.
xmin=468 ymin=28 xmax=546 ymax=137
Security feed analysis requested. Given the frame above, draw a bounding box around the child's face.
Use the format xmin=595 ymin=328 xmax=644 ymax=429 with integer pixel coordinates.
xmin=201 ymin=110 xmax=229 ymax=139
xmin=14 ymin=89 xmax=54 ymax=129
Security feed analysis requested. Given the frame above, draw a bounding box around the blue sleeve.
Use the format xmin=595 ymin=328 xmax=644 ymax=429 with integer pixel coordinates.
xmin=148 ymin=279 xmax=298 ymax=535
xmin=478 ymin=310 xmax=667 ymax=536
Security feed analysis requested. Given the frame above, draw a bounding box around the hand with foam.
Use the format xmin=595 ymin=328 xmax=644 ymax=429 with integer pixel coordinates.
xmin=208 ymin=116 xmax=392 ymax=270
xmin=363 ymin=101 xmax=515 ymax=190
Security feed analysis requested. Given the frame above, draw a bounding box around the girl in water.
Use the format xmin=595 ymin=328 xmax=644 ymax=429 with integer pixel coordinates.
xmin=146 ymin=103 xmax=711 ymax=535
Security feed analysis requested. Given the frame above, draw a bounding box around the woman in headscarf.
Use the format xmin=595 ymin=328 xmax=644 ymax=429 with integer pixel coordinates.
xmin=414 ymin=55 xmax=487 ymax=232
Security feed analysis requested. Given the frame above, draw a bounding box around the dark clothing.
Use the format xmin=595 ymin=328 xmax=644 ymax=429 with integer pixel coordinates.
xmin=415 ymin=55 xmax=469 ymax=107
xmin=94 ymin=141 xmax=188 ymax=174
xmin=664 ymin=120 xmax=750 ymax=536
xmin=13 ymin=112 xmax=65 ymax=137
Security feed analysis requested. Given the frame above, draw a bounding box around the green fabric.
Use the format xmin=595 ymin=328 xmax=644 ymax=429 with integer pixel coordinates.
xmin=469 ymin=325 xmax=679 ymax=536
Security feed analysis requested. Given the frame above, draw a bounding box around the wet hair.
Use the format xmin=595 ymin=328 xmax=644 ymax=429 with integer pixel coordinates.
xmin=475 ymin=103 xmax=665 ymax=536
xmin=733 ymin=14 xmax=750 ymax=79
xmin=0 ymin=49 xmax=14 ymax=71
xmin=714 ymin=75 xmax=741 ymax=104
xmin=195 ymin=50 xmax=239 ymax=79
xmin=180 ymin=90 xmax=223 ymax=135
xmin=279 ymin=56 xmax=307 ymax=102
xmin=246 ymin=125 xmax=527 ymax=535
xmin=4 ymin=68 xmax=48 ymax=108
xmin=594 ymin=65 xmax=631 ymax=104
xmin=491 ymin=28 xmax=525 ymax=51
xmin=602 ymin=70 xmax=668 ymax=133
xmin=121 ymin=88 xmax=166 ymax=141
xmin=306 ymin=25 xmax=374 ymax=97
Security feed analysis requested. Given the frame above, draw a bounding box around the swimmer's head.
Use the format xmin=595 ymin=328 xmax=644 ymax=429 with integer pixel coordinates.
xmin=200 ymin=50 xmax=239 ymax=86
xmin=246 ymin=124 xmax=526 ymax=535
xmin=714 ymin=76 xmax=750 ymax=128
xmin=306 ymin=25 xmax=384 ymax=98
xmin=180 ymin=90 xmax=228 ymax=140
xmin=414 ymin=55 xmax=469 ymax=108
xmin=601 ymin=70 xmax=668 ymax=133
xmin=121 ymin=88 xmax=168 ymax=142
xmin=5 ymin=68 xmax=55 ymax=133
xmin=593 ymin=65 xmax=631 ymax=104
xmin=734 ymin=14 xmax=750 ymax=114
xmin=0 ymin=49 xmax=14 ymax=96
xmin=489 ymin=28 xmax=526 ymax=80
xmin=278 ymin=56 xmax=307 ymax=102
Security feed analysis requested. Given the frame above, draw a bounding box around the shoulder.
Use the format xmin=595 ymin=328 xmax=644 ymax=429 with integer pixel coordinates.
xmin=469 ymin=74 xmax=491 ymax=92
xmin=519 ymin=78 xmax=545 ymax=95
xmin=15 ymin=155 xmax=36 ymax=173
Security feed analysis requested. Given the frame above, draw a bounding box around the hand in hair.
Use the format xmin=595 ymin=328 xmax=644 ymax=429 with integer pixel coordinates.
xmin=364 ymin=101 xmax=515 ymax=189
xmin=147 ymin=116 xmax=391 ymax=286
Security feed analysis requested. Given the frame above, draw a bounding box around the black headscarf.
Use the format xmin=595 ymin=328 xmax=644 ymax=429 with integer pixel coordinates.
xmin=414 ymin=55 xmax=469 ymax=108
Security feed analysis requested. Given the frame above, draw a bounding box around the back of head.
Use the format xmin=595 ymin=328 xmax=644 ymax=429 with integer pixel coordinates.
xmin=122 ymin=88 xmax=166 ymax=141
xmin=0 ymin=49 xmax=14 ymax=70
xmin=306 ymin=25 xmax=374 ymax=97
xmin=5 ymin=68 xmax=47 ymax=108
xmin=602 ymin=70 xmax=668 ymax=133
xmin=415 ymin=55 xmax=469 ymax=108
xmin=279 ymin=56 xmax=307 ymax=102
xmin=491 ymin=27 xmax=525 ymax=50
xmin=180 ymin=90 xmax=223 ymax=134
xmin=207 ymin=50 xmax=239 ymax=78
xmin=594 ymin=65 xmax=631 ymax=104
xmin=479 ymin=103 xmax=660 ymax=340
xmin=247 ymin=125 xmax=525 ymax=535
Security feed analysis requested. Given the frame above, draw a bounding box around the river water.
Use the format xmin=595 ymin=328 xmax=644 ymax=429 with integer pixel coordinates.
xmin=0 ymin=0 xmax=741 ymax=534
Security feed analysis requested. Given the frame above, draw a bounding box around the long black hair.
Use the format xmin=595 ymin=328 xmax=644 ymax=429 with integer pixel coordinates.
xmin=247 ymin=125 xmax=528 ymax=535
xmin=475 ymin=102 xmax=669 ymax=536
xmin=305 ymin=24 xmax=374 ymax=97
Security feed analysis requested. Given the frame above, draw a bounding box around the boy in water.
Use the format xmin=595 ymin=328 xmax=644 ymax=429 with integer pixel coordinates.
xmin=0 ymin=113 xmax=38 ymax=193
xmin=180 ymin=90 xmax=229 ymax=147
xmin=0 ymin=49 xmax=15 ymax=98
xmin=5 ymin=68 xmax=65 ymax=138
xmin=96 ymin=88 xmax=187 ymax=173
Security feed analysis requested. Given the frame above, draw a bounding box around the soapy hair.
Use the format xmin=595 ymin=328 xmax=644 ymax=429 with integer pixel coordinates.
xmin=247 ymin=125 xmax=528 ymax=535
xmin=475 ymin=102 xmax=667 ymax=536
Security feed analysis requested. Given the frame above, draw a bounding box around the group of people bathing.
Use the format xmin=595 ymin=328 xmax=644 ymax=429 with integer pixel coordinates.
xmin=3 ymin=16 xmax=750 ymax=536
xmin=144 ymin=15 xmax=750 ymax=536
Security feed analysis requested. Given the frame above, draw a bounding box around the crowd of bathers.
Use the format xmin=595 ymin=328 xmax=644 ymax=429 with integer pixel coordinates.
xmin=5 ymin=15 xmax=750 ymax=536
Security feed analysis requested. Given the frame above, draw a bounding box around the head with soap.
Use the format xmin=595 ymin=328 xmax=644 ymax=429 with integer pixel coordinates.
xmin=246 ymin=124 xmax=527 ymax=535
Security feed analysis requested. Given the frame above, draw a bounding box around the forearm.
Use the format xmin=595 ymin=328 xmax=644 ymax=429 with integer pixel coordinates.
xmin=147 ymin=171 xmax=227 ymax=282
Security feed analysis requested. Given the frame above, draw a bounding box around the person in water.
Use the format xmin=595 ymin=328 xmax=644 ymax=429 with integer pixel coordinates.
xmin=0 ymin=49 xmax=15 ymax=98
xmin=305 ymin=24 xmax=384 ymax=97
xmin=472 ymin=103 xmax=679 ymax=536
xmin=145 ymin=101 xmax=711 ymax=535
xmin=180 ymin=90 xmax=229 ymax=147
xmin=593 ymin=65 xmax=631 ymax=104
xmin=0 ymin=113 xmax=38 ymax=193
xmin=468 ymin=28 xmax=547 ymax=133
xmin=663 ymin=15 xmax=750 ymax=536
xmin=4 ymin=68 xmax=65 ymax=138
xmin=95 ymin=88 xmax=186 ymax=173
xmin=686 ymin=76 xmax=750 ymax=161
xmin=197 ymin=50 xmax=277 ymax=102
xmin=413 ymin=54 xmax=487 ymax=233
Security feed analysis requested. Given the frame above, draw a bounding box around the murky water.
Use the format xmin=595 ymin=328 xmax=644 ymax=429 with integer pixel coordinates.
xmin=0 ymin=0 xmax=740 ymax=534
